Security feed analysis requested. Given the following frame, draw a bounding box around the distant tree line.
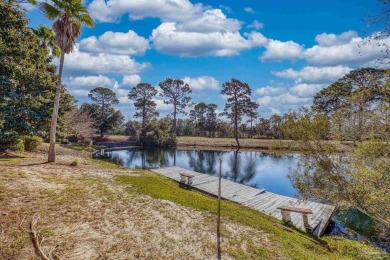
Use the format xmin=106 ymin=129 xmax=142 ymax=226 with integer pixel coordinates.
xmin=68 ymin=67 xmax=390 ymax=148
xmin=1 ymin=0 xmax=389 ymax=152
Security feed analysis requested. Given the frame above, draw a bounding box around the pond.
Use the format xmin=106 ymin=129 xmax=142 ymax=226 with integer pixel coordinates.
xmin=105 ymin=147 xmax=383 ymax=245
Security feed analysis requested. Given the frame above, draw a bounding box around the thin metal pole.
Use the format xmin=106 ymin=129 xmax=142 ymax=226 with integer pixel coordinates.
xmin=217 ymin=158 xmax=222 ymax=260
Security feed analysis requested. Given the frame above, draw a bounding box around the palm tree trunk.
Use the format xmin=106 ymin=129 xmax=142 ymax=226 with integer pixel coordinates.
xmin=48 ymin=51 xmax=65 ymax=162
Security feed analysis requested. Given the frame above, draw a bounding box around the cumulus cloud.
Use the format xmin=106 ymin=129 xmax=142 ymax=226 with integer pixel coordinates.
xmin=260 ymin=39 xmax=304 ymax=62
xmin=61 ymin=45 xmax=149 ymax=76
xmin=314 ymin=30 xmax=358 ymax=47
xmin=273 ymin=65 xmax=352 ymax=84
xmin=247 ymin=20 xmax=264 ymax=30
xmin=176 ymin=9 xmax=241 ymax=33
xmin=122 ymin=75 xmax=142 ymax=87
xmin=79 ymin=30 xmax=150 ymax=56
xmin=303 ymin=33 xmax=390 ymax=66
xmin=64 ymin=75 xmax=117 ymax=88
xmin=257 ymin=96 xmax=273 ymax=106
xmin=290 ymin=83 xmax=326 ymax=97
xmin=88 ymin=0 xmax=204 ymax=23
xmin=151 ymin=23 xmax=267 ymax=57
xmin=88 ymin=0 xmax=269 ymax=57
xmin=154 ymin=98 xmax=173 ymax=111
xmin=244 ymin=7 xmax=255 ymax=14
xmin=256 ymin=86 xmax=285 ymax=95
xmin=182 ymin=76 xmax=219 ymax=90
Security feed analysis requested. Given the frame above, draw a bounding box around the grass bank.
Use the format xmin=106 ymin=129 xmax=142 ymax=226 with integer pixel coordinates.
xmin=116 ymin=170 xmax=386 ymax=259
xmin=1 ymin=144 xmax=386 ymax=259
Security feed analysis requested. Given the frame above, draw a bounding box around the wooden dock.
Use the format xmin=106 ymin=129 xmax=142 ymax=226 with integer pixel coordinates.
xmin=152 ymin=167 xmax=335 ymax=236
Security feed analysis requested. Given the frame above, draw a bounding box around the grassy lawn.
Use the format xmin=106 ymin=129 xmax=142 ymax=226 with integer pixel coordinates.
xmin=1 ymin=144 xmax=386 ymax=259
xmin=116 ymin=170 xmax=384 ymax=259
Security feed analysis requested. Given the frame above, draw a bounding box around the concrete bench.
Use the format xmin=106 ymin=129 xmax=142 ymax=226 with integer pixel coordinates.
xmin=277 ymin=206 xmax=313 ymax=230
xmin=179 ymin=173 xmax=194 ymax=185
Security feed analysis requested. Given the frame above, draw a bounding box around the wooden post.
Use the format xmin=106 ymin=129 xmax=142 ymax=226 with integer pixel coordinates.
xmin=302 ymin=213 xmax=309 ymax=229
xmin=280 ymin=210 xmax=292 ymax=223
xmin=217 ymin=158 xmax=222 ymax=260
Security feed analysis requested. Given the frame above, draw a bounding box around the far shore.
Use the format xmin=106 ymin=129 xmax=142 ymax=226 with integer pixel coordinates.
xmin=94 ymin=135 xmax=354 ymax=153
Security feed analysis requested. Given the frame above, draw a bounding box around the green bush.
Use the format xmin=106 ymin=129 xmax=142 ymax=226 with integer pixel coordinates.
xmin=23 ymin=136 xmax=42 ymax=151
xmin=9 ymin=139 xmax=24 ymax=152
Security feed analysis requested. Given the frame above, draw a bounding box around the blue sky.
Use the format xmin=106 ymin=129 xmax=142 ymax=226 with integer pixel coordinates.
xmin=26 ymin=0 xmax=387 ymax=120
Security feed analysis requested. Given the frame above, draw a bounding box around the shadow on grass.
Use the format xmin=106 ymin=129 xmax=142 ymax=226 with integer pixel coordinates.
xmin=20 ymin=162 xmax=50 ymax=167
xmin=179 ymin=182 xmax=193 ymax=190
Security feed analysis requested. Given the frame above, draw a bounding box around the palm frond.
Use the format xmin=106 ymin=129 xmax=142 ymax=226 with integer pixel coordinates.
xmin=39 ymin=2 xmax=61 ymax=20
xmin=76 ymin=13 xmax=95 ymax=27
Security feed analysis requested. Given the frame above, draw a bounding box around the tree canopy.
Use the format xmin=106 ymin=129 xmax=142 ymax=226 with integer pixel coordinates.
xmin=128 ymin=83 xmax=159 ymax=138
xmin=221 ymin=79 xmax=256 ymax=147
xmin=0 ymin=1 xmax=74 ymax=147
xmin=86 ymin=87 xmax=123 ymax=137
xmin=158 ymin=78 xmax=192 ymax=134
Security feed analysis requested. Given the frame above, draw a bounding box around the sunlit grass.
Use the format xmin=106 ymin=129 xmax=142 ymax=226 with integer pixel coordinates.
xmin=116 ymin=171 xmax=383 ymax=259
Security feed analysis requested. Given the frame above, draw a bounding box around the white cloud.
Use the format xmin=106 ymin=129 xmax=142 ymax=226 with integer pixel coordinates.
xmin=290 ymin=83 xmax=326 ymax=97
xmin=88 ymin=0 xmax=204 ymax=23
xmin=273 ymin=65 xmax=352 ymax=84
xmin=247 ymin=20 xmax=263 ymax=30
xmin=244 ymin=7 xmax=255 ymax=14
xmin=88 ymin=0 xmax=269 ymax=57
xmin=176 ymin=9 xmax=241 ymax=33
xmin=154 ymin=98 xmax=173 ymax=111
xmin=64 ymin=75 xmax=117 ymax=88
xmin=116 ymin=88 xmax=131 ymax=104
xmin=61 ymin=45 xmax=149 ymax=76
xmin=260 ymin=39 xmax=303 ymax=62
xmin=315 ymin=30 xmax=358 ymax=47
xmin=79 ymin=30 xmax=150 ymax=56
xmin=303 ymin=33 xmax=390 ymax=66
xmin=270 ymin=107 xmax=281 ymax=115
xmin=256 ymin=86 xmax=285 ymax=96
xmin=122 ymin=75 xmax=142 ymax=87
xmin=69 ymin=89 xmax=90 ymax=97
xmin=219 ymin=5 xmax=232 ymax=13
xmin=151 ymin=23 xmax=266 ymax=57
xmin=264 ymin=93 xmax=311 ymax=105
xmin=182 ymin=76 xmax=219 ymax=90
xmin=257 ymin=96 xmax=273 ymax=106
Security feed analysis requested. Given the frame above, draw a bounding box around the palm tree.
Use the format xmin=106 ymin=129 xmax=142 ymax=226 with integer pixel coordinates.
xmin=32 ymin=25 xmax=61 ymax=58
xmin=41 ymin=0 xmax=94 ymax=162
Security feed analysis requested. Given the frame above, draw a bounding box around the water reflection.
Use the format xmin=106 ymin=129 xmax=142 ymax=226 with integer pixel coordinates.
xmin=106 ymin=147 xmax=298 ymax=196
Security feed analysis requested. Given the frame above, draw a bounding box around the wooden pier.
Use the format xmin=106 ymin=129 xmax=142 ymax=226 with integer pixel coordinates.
xmin=152 ymin=167 xmax=335 ymax=236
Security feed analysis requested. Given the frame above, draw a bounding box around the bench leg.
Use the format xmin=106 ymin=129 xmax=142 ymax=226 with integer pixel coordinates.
xmin=281 ymin=210 xmax=292 ymax=223
xmin=302 ymin=214 xmax=310 ymax=229
xmin=187 ymin=177 xmax=193 ymax=185
xmin=180 ymin=176 xmax=186 ymax=183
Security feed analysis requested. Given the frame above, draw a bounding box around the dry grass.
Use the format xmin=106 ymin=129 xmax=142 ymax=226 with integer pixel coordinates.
xmin=0 ymin=145 xmax=277 ymax=259
xmin=0 ymin=144 xmax=385 ymax=259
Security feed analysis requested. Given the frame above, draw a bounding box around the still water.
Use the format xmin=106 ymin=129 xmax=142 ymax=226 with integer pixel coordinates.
xmin=105 ymin=147 xmax=381 ymax=241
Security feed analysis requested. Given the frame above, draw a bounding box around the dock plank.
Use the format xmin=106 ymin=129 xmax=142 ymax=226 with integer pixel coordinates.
xmin=152 ymin=167 xmax=334 ymax=235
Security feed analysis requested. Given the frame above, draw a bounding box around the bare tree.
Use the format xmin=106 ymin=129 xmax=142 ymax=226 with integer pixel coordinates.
xmin=66 ymin=107 xmax=96 ymax=141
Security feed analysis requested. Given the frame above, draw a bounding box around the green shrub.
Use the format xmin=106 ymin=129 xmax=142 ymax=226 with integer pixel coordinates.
xmin=23 ymin=136 xmax=42 ymax=151
xmin=9 ymin=139 xmax=24 ymax=152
